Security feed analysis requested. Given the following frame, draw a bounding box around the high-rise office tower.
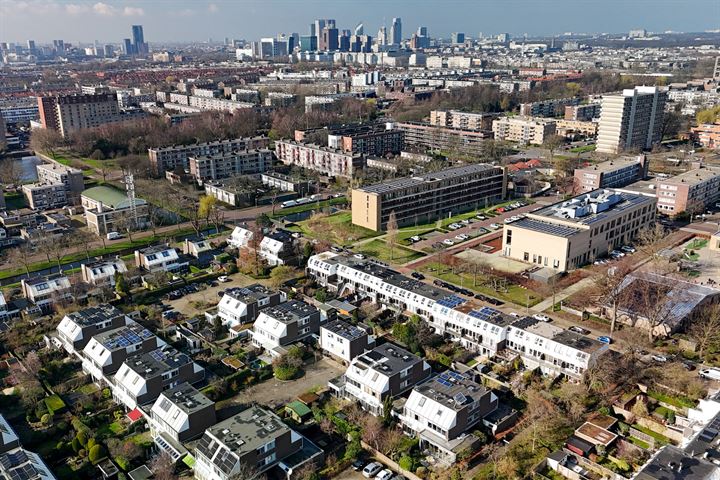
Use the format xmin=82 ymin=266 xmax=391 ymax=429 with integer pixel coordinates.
xmin=391 ymin=17 xmax=402 ymax=45
xmin=378 ymin=26 xmax=387 ymax=46
xmin=339 ymin=31 xmax=351 ymax=52
xmin=451 ymin=32 xmax=465 ymax=44
xmin=300 ymin=35 xmax=318 ymax=51
xmin=27 ymin=40 xmax=36 ymax=53
xmin=596 ymin=86 xmax=667 ymax=154
xmin=355 ymin=23 xmax=364 ymax=36
xmin=132 ymin=25 xmax=147 ymax=54
xmin=418 ymin=26 xmax=428 ymax=37
xmin=123 ymin=38 xmax=133 ymax=55
xmin=320 ymin=27 xmax=339 ymax=51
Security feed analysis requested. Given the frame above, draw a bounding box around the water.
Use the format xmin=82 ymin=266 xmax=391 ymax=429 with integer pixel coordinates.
xmin=12 ymin=156 xmax=42 ymax=182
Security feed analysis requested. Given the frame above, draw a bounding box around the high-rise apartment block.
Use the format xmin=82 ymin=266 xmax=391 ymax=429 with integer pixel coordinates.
xmin=596 ymin=86 xmax=667 ymax=154
xmin=37 ymin=93 xmax=123 ymax=137
xmin=352 ymin=164 xmax=506 ymax=231
xmin=430 ymin=110 xmax=497 ymax=131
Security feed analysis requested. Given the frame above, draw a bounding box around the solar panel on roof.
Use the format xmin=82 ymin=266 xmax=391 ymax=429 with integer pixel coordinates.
xmin=454 ymin=393 xmax=467 ymax=404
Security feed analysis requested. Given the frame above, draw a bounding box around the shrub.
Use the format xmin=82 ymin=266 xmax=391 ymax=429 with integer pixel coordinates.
xmin=88 ymin=444 xmax=107 ymax=464
xmin=398 ymin=456 xmax=414 ymax=471
xmin=76 ymin=431 xmax=88 ymax=448
xmin=40 ymin=413 xmax=53 ymax=426
xmin=71 ymin=437 xmax=81 ymax=453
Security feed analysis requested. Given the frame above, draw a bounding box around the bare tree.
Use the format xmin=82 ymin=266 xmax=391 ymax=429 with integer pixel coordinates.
xmin=595 ymin=260 xmax=633 ymax=334
xmin=0 ymin=160 xmax=23 ymax=188
xmin=7 ymin=243 xmax=35 ymax=277
xmin=113 ymin=212 xmax=137 ymax=242
xmin=636 ymin=223 xmax=668 ymax=266
xmin=29 ymin=128 xmax=64 ymax=160
xmin=623 ymin=274 xmax=679 ymax=342
xmin=385 ymin=210 xmax=399 ymax=261
xmin=689 ymin=303 xmax=720 ymax=359
xmin=148 ymin=453 xmax=177 ymax=480
xmin=544 ymin=134 xmax=565 ymax=165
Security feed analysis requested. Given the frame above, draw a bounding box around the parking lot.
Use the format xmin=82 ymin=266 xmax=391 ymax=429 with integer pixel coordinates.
xmin=165 ymin=272 xmax=269 ymax=317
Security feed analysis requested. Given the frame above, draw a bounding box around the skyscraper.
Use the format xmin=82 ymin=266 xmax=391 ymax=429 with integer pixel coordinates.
xmin=391 ymin=17 xmax=402 ymax=45
xmin=451 ymin=32 xmax=465 ymax=44
xmin=417 ymin=26 xmax=428 ymax=37
xmin=122 ymin=38 xmax=133 ymax=55
xmin=355 ymin=23 xmax=364 ymax=36
xmin=131 ymin=25 xmax=147 ymax=55
xmin=596 ymin=86 xmax=667 ymax=154
xmin=378 ymin=26 xmax=387 ymax=46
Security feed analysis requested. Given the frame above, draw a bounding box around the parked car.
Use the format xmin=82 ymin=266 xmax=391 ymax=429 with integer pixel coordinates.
xmin=532 ymin=314 xmax=551 ymax=322
xmin=433 ymin=280 xmax=444 ymax=287
xmin=568 ymin=326 xmax=591 ymax=335
xmin=443 ymin=239 xmax=455 ymax=246
xmin=448 ymin=223 xmax=461 ymax=230
xmin=651 ymin=354 xmax=668 ymax=363
xmin=218 ymin=276 xmax=230 ymax=283
xmin=489 ymin=223 xmax=500 ymax=230
xmin=455 ymin=234 xmax=469 ymax=241
xmin=410 ymin=236 xmax=421 ymax=242
xmin=411 ymin=272 xmax=425 ymax=280
xmin=376 ymin=470 xmax=394 ymax=480
xmin=363 ymin=462 xmax=383 ymax=478
xmin=354 ymin=253 xmax=366 ymax=259
xmin=683 ymin=362 xmax=696 ymax=371
xmin=700 ymin=368 xmax=720 ymax=380
xmin=621 ymin=245 xmax=636 ymax=253
xmin=598 ymin=336 xmax=613 ymax=344
xmin=106 ymin=231 xmax=122 ymax=240
xmin=476 ymin=215 xmax=486 ymax=220
xmin=610 ymin=250 xmax=625 ymax=257
xmin=352 ymin=459 xmax=366 ymax=471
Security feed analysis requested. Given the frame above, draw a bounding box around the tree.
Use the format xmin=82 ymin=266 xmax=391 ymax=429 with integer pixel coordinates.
xmin=544 ymin=134 xmax=565 ymax=165
xmin=113 ymin=211 xmax=138 ymax=242
xmin=29 ymin=128 xmax=64 ymax=160
xmin=255 ymin=213 xmax=272 ymax=228
xmin=595 ymin=259 xmax=633 ymax=334
xmin=689 ymin=304 xmax=720 ymax=359
xmin=7 ymin=243 xmax=34 ymax=277
xmin=623 ymin=274 xmax=679 ymax=342
xmin=198 ymin=196 xmax=224 ymax=234
xmin=269 ymin=265 xmax=298 ymax=288
xmin=385 ymin=211 xmax=399 ymax=261
xmin=272 ymin=352 xmax=303 ymax=380
xmin=149 ymin=453 xmax=177 ymax=480
xmin=114 ymin=273 xmax=129 ymax=298
xmin=0 ymin=160 xmax=23 ymax=188
xmin=636 ymin=223 xmax=667 ymax=266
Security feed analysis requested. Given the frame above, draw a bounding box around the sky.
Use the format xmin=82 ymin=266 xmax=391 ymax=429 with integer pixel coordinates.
xmin=0 ymin=0 xmax=718 ymax=44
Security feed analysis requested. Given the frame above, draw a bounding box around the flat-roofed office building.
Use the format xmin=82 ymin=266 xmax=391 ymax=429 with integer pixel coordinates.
xmin=352 ymin=164 xmax=506 ymax=231
xmin=502 ymin=189 xmax=656 ymax=271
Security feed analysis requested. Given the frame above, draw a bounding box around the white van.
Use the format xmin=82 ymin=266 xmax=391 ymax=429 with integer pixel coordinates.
xmin=281 ymin=200 xmax=297 ymax=208
xmin=700 ymin=368 xmax=720 ymax=381
xmin=106 ymin=232 xmax=122 ymax=240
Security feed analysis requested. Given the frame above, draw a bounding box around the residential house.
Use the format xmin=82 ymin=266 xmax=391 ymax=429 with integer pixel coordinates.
xmin=320 ymin=319 xmax=374 ymax=363
xmin=81 ymin=258 xmax=128 ymax=286
xmin=134 ymin=245 xmax=188 ymax=273
xmin=217 ymin=285 xmax=285 ymax=329
xmin=330 ymin=342 xmax=432 ymax=416
xmin=56 ymin=304 xmax=130 ymax=355
xmin=251 ymin=300 xmax=321 ymax=354
xmin=21 ymin=273 xmax=72 ymax=312
xmin=113 ymin=345 xmax=205 ymax=410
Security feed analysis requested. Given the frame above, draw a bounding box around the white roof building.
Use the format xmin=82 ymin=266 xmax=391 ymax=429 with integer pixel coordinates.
xmin=217 ymin=285 xmax=285 ymax=328
xmin=21 ymin=273 xmax=72 ymax=309
xmin=227 ymin=226 xmax=254 ymax=249
xmin=56 ymin=304 xmax=130 ymax=355
xmin=81 ymin=258 xmax=128 ymax=286
xmin=135 ymin=245 xmax=187 ymax=273
xmin=0 ymin=448 xmax=56 ymax=480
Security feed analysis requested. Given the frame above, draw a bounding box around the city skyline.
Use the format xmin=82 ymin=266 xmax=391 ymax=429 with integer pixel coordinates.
xmin=0 ymin=0 xmax=718 ymax=43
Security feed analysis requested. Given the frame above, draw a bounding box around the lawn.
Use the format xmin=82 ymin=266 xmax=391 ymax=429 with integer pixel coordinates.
xmin=647 ymin=390 xmax=696 ymax=409
xmin=3 ymin=193 xmax=26 ymax=210
xmin=44 ymin=394 xmax=66 ymax=413
xmin=420 ymin=261 xmax=542 ymax=306
xmin=291 ymin=211 xmax=381 ymax=245
xmin=271 ymin=197 xmax=348 ymax=217
xmin=78 ymin=384 xmax=99 ymax=395
xmin=632 ymin=424 xmax=671 ymax=446
xmin=686 ymin=238 xmax=708 ymax=250
xmin=628 ymin=436 xmax=651 ymax=449
xmin=570 ymin=144 xmax=596 ymax=153
xmin=355 ymin=239 xmax=424 ymax=264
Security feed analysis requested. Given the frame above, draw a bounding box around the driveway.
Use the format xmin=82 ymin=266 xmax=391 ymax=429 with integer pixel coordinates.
xmin=230 ymin=358 xmax=345 ymax=406
xmin=166 ymin=272 xmax=271 ymax=317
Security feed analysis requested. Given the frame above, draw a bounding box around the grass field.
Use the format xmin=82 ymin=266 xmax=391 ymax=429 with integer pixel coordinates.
xmin=355 ymin=239 xmax=424 ymax=264
xmin=420 ymin=261 xmax=542 ymax=306
xmin=569 ymin=144 xmax=596 ymax=154
xmin=289 ymin=211 xmax=381 ymax=245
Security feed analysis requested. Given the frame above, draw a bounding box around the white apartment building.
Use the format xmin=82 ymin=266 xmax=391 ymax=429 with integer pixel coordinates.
xmin=596 ymin=86 xmax=667 ymax=154
xmin=275 ymin=140 xmax=365 ymax=178
xmin=320 ymin=319 xmax=374 ymax=363
xmin=492 ymin=116 xmax=557 ymax=145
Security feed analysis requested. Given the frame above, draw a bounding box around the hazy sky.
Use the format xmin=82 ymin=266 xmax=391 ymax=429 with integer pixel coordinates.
xmin=1 ymin=0 xmax=717 ymax=44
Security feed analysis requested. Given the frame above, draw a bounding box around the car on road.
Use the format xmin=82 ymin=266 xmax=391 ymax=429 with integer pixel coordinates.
xmin=598 ymin=336 xmax=613 ymax=344
xmin=411 ymin=272 xmax=425 ymax=280
xmin=568 ymin=326 xmax=590 ymax=335
xmin=352 ymin=459 xmax=366 ymax=471
xmin=376 ymin=469 xmax=394 ymax=480
xmin=700 ymin=368 xmax=720 ymax=380
xmin=218 ymin=276 xmax=230 ymax=283
xmin=363 ymin=462 xmax=383 ymax=478
xmin=532 ymin=314 xmax=551 ymax=322
xmin=651 ymin=354 xmax=668 ymax=363
xmin=443 ymin=239 xmax=455 ymax=246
